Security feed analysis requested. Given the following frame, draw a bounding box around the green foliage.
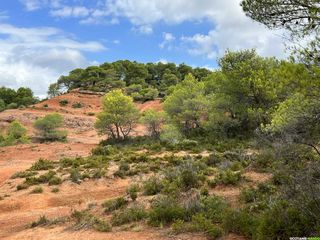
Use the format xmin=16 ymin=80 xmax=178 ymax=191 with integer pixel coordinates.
xmin=52 ymin=61 xmax=210 ymax=94
xmin=127 ymin=184 xmax=140 ymax=201
xmin=213 ymin=169 xmax=243 ymax=186
xmin=48 ymin=176 xmax=62 ymax=185
xmin=140 ymin=110 xmax=165 ymax=137
xmin=143 ymin=176 xmax=163 ymax=196
xmin=34 ymin=113 xmax=67 ymax=142
xmin=160 ymin=124 xmax=183 ymax=144
xmin=30 ymin=215 xmax=49 ymax=228
xmin=149 ymin=196 xmax=185 ymax=226
xmin=0 ymin=86 xmax=37 ymax=108
xmin=72 ymin=102 xmax=83 ymax=108
xmin=71 ymin=210 xmax=111 ymax=232
xmin=0 ymin=99 xmax=5 ymax=112
xmin=30 ymin=159 xmax=55 ymax=171
xmin=257 ymin=201 xmax=313 ymax=240
xmin=1 ymin=120 xmax=29 ymax=146
xmin=164 ymin=74 xmax=208 ymax=133
xmin=102 ymin=197 xmax=128 ymax=213
xmin=111 ymin=204 xmax=147 ymax=226
xmin=30 ymin=186 xmax=43 ymax=194
xmin=59 ymin=99 xmax=69 ymax=106
xmin=222 ymin=209 xmax=259 ymax=238
xmin=95 ymin=90 xmax=139 ymax=140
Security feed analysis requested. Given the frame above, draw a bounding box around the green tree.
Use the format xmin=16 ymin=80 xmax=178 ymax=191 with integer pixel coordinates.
xmin=264 ymin=93 xmax=320 ymax=155
xmin=47 ymin=83 xmax=61 ymax=98
xmin=0 ymin=99 xmax=5 ymax=112
xmin=34 ymin=113 xmax=67 ymax=141
xmin=95 ymin=90 xmax=139 ymax=140
xmin=1 ymin=121 xmax=29 ymax=146
xmin=164 ymin=74 xmax=208 ymax=134
xmin=241 ymin=0 xmax=320 ymax=66
xmin=141 ymin=110 xmax=166 ymax=138
xmin=205 ymin=50 xmax=279 ymax=136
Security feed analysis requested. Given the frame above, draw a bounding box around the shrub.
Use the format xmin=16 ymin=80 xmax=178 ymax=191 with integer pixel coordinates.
xmin=160 ymin=124 xmax=183 ymax=145
xmin=257 ymin=201 xmax=313 ymax=240
xmin=149 ymin=196 xmax=185 ymax=226
xmin=111 ymin=204 xmax=147 ymax=226
xmin=30 ymin=159 xmax=55 ymax=171
xmin=143 ymin=176 xmax=163 ymax=195
xmin=94 ymin=219 xmax=112 ymax=232
xmin=17 ymin=183 xmax=29 ymax=190
xmin=59 ymin=99 xmax=69 ymax=106
xmin=222 ymin=209 xmax=259 ymax=238
xmin=72 ymin=102 xmax=83 ymax=108
xmin=48 ymin=176 xmax=62 ymax=185
xmin=214 ymin=169 xmax=242 ymax=186
xmin=51 ymin=187 xmax=59 ymax=193
xmin=240 ymin=187 xmax=258 ymax=203
xmin=127 ymin=184 xmax=140 ymax=201
xmin=102 ymin=197 xmax=128 ymax=213
xmin=91 ymin=145 xmax=115 ymax=155
xmin=70 ymin=168 xmax=82 ymax=183
xmin=31 ymin=186 xmax=43 ymax=194
xmin=7 ymin=102 xmax=18 ymax=109
xmin=34 ymin=113 xmax=67 ymax=142
xmin=71 ymin=210 xmax=111 ymax=232
xmin=201 ymin=195 xmax=229 ymax=222
xmin=11 ymin=171 xmax=37 ymax=179
xmin=30 ymin=215 xmax=49 ymax=228
xmin=178 ymin=139 xmax=199 ymax=150
xmin=1 ymin=121 xmax=29 ymax=146
xmin=43 ymin=104 xmax=48 ymax=108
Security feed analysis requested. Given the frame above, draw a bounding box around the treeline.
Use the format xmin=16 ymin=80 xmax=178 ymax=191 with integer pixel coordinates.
xmin=48 ymin=61 xmax=211 ymax=101
xmin=0 ymin=87 xmax=38 ymax=112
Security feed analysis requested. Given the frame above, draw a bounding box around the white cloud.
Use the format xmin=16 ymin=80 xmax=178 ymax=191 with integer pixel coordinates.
xmin=50 ymin=6 xmax=90 ymax=18
xmin=159 ymin=32 xmax=175 ymax=49
xmin=19 ymin=0 xmax=287 ymax=58
xmin=0 ymin=24 xmax=105 ymax=96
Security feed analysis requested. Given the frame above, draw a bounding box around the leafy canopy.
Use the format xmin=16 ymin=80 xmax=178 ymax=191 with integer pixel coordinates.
xmin=95 ymin=90 xmax=139 ymax=140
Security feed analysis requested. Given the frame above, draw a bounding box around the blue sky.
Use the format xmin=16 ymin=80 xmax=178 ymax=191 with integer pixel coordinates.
xmin=0 ymin=0 xmax=286 ymax=96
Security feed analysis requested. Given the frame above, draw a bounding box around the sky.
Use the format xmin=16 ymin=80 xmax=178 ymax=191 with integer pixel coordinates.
xmin=0 ymin=0 xmax=287 ymax=96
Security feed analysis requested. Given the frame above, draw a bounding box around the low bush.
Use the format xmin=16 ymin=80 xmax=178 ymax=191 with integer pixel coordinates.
xmin=30 ymin=215 xmax=49 ymax=228
xmin=257 ymin=201 xmax=314 ymax=240
xmin=11 ymin=171 xmax=37 ymax=179
xmin=127 ymin=184 xmax=140 ymax=201
xmin=30 ymin=158 xmax=55 ymax=171
xmin=222 ymin=209 xmax=259 ymax=238
xmin=59 ymin=99 xmax=69 ymax=106
xmin=102 ymin=197 xmax=128 ymax=213
xmin=30 ymin=186 xmax=43 ymax=194
xmin=143 ymin=176 xmax=163 ymax=195
xmin=111 ymin=204 xmax=147 ymax=226
xmin=17 ymin=183 xmax=29 ymax=190
xmin=71 ymin=210 xmax=111 ymax=232
xmin=213 ymin=169 xmax=242 ymax=186
xmin=72 ymin=102 xmax=83 ymax=108
xmin=149 ymin=196 xmax=185 ymax=226
xmin=51 ymin=187 xmax=59 ymax=193
xmin=48 ymin=176 xmax=62 ymax=185
xmin=70 ymin=168 xmax=82 ymax=183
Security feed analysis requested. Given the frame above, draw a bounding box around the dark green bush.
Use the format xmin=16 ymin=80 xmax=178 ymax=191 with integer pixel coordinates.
xmin=102 ymin=197 xmax=128 ymax=213
xmin=48 ymin=176 xmax=62 ymax=185
xmin=70 ymin=168 xmax=82 ymax=183
xmin=143 ymin=176 xmax=163 ymax=195
xmin=257 ymin=201 xmax=314 ymax=240
xmin=59 ymin=99 xmax=69 ymax=106
xmin=30 ymin=215 xmax=49 ymax=228
xmin=17 ymin=183 xmax=29 ymax=190
xmin=214 ymin=169 xmax=242 ymax=186
xmin=30 ymin=186 xmax=43 ymax=194
xmin=72 ymin=102 xmax=83 ymax=108
xmin=149 ymin=196 xmax=185 ymax=226
xmin=111 ymin=204 xmax=147 ymax=226
xmin=127 ymin=184 xmax=140 ymax=201
xmin=30 ymin=158 xmax=55 ymax=171
xmin=222 ymin=209 xmax=259 ymax=238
